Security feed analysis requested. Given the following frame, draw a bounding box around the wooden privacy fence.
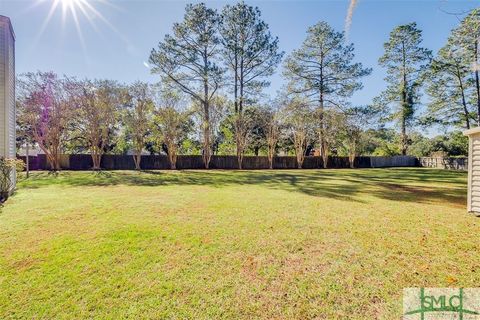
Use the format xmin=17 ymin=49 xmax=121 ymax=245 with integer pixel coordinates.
xmin=370 ymin=156 xmax=418 ymax=168
xmin=17 ymin=155 xmax=40 ymax=170
xmin=419 ymin=157 xmax=467 ymax=171
xmin=18 ymin=154 xmax=418 ymax=170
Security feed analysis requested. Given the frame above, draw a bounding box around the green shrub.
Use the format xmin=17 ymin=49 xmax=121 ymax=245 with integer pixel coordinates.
xmin=0 ymin=158 xmax=24 ymax=202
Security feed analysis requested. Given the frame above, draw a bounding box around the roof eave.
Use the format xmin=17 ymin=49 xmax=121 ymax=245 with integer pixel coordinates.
xmin=0 ymin=15 xmax=15 ymax=41
xmin=463 ymin=127 xmax=480 ymax=136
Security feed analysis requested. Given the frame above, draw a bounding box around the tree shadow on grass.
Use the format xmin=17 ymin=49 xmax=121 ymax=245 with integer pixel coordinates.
xmin=373 ymin=182 xmax=466 ymax=208
xmin=17 ymin=168 xmax=467 ymax=207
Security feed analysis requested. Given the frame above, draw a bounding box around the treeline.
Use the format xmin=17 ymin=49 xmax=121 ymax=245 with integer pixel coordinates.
xmin=16 ymin=3 xmax=479 ymax=170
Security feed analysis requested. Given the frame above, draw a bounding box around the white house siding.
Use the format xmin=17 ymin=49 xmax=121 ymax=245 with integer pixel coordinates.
xmin=7 ymin=23 xmax=15 ymax=159
xmin=0 ymin=21 xmax=5 ymax=152
xmin=469 ymin=134 xmax=480 ymax=212
xmin=0 ymin=16 xmax=15 ymax=190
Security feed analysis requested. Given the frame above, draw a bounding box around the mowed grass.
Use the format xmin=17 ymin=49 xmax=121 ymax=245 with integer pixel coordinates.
xmin=0 ymin=168 xmax=478 ymax=319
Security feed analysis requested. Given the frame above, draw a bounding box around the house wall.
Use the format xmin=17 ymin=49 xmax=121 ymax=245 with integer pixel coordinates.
xmin=0 ymin=16 xmax=16 ymax=191
xmin=467 ymin=133 xmax=480 ymax=213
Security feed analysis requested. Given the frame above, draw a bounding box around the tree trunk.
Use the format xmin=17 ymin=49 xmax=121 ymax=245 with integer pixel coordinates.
xmin=400 ymin=82 xmax=408 ymax=155
xmin=238 ymin=148 xmax=245 ymax=170
xmin=297 ymin=155 xmax=303 ymax=169
xmin=318 ymin=57 xmax=326 ymax=169
xmin=401 ymin=41 xmax=408 ymax=156
xmin=461 ymin=86 xmax=471 ymax=129
xmin=240 ymin=57 xmax=244 ymax=113
xmin=295 ymin=138 xmax=305 ymax=169
xmin=456 ymin=66 xmax=470 ymax=129
xmin=268 ymin=143 xmax=274 ymax=169
xmin=202 ymin=120 xmax=211 ymax=169
xmin=475 ymin=40 xmax=480 ymax=126
xmin=202 ymin=55 xmax=211 ymax=169
xmin=349 ymin=154 xmax=355 ymax=169
xmin=318 ymin=93 xmax=328 ymax=169
xmin=234 ymin=56 xmax=238 ymax=113
xmin=237 ymin=146 xmax=242 ymax=170
xmin=91 ymin=149 xmax=102 ymax=170
xmin=234 ymin=56 xmax=249 ymax=171
xmin=235 ymin=114 xmax=247 ymax=171
xmin=236 ymin=122 xmax=244 ymax=170
xmin=322 ymin=147 xmax=329 ymax=169
xmin=92 ymin=152 xmax=96 ymax=170
xmin=236 ymin=137 xmax=243 ymax=170
xmin=349 ymin=140 xmax=356 ymax=169
xmin=169 ymin=150 xmax=177 ymax=170
xmin=39 ymin=144 xmax=56 ymax=171
xmin=46 ymin=151 xmax=59 ymax=171
xmin=401 ymin=113 xmax=407 ymax=155
xmin=133 ymin=153 xmax=142 ymax=170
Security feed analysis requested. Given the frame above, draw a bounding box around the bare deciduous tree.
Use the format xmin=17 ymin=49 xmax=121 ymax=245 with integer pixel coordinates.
xmin=124 ymin=82 xmax=153 ymax=170
xmin=317 ymin=110 xmax=344 ymax=168
xmin=340 ymin=106 xmax=378 ymax=168
xmin=233 ymin=112 xmax=253 ymax=169
xmin=263 ymin=107 xmax=281 ymax=169
xmin=153 ymin=90 xmax=192 ymax=170
xmin=74 ymin=79 xmax=121 ymax=170
xmin=283 ymin=98 xmax=313 ymax=169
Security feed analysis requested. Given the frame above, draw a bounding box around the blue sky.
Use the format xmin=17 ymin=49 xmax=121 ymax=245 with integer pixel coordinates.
xmin=0 ymin=0 xmax=477 ymax=111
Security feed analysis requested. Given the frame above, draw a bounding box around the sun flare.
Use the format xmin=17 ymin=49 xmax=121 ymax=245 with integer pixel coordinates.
xmin=35 ymin=0 xmax=119 ymax=55
xmin=60 ymin=0 xmax=81 ymax=10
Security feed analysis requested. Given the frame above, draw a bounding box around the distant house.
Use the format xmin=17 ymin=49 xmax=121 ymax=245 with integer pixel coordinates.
xmin=125 ymin=149 xmax=151 ymax=156
xmin=17 ymin=146 xmax=43 ymax=157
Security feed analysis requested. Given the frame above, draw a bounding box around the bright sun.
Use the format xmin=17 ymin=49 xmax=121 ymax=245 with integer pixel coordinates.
xmin=40 ymin=0 xmax=100 ymax=30
xmin=54 ymin=0 xmax=97 ymax=21
xmin=34 ymin=0 xmax=129 ymax=63
xmin=37 ymin=0 xmax=114 ymax=49
xmin=60 ymin=0 xmax=82 ymax=10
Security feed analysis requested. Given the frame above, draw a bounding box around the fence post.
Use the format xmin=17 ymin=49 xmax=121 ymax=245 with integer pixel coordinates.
xmin=25 ymin=144 xmax=30 ymax=178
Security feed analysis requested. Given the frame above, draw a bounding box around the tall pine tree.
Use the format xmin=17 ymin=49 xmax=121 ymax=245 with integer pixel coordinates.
xmin=219 ymin=2 xmax=283 ymax=169
xmin=149 ymin=3 xmax=222 ymax=168
xmin=453 ymin=8 xmax=480 ymax=126
xmin=426 ymin=36 xmax=474 ymax=129
xmin=283 ymin=22 xmax=370 ymax=167
xmin=376 ymin=23 xmax=431 ymax=155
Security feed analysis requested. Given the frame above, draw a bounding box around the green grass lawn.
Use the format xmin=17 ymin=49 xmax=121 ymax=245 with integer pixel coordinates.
xmin=0 ymin=168 xmax=478 ymax=319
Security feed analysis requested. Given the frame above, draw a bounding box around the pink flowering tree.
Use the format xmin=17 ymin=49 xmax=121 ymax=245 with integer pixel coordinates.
xmin=17 ymin=72 xmax=72 ymax=171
